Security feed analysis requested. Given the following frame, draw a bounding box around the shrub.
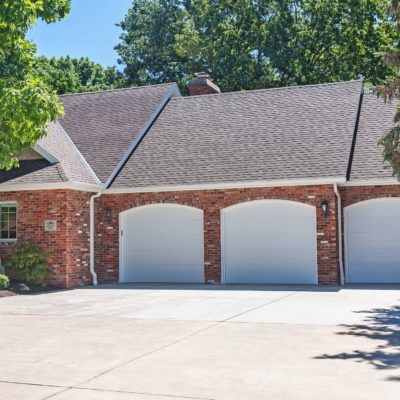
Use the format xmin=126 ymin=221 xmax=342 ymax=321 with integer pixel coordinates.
xmin=0 ymin=274 xmax=10 ymax=289
xmin=5 ymin=244 xmax=50 ymax=287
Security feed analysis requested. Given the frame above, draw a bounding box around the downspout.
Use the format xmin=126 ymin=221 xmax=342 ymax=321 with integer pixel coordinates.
xmin=90 ymin=191 xmax=102 ymax=286
xmin=334 ymin=183 xmax=344 ymax=286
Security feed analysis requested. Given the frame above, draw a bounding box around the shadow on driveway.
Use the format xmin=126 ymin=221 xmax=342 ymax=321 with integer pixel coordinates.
xmin=315 ymin=302 xmax=400 ymax=381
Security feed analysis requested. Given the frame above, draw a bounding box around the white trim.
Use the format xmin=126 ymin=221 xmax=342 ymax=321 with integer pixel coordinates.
xmin=0 ymin=182 xmax=103 ymax=193
xmin=106 ymin=177 xmax=347 ymax=194
xmin=105 ymin=83 xmax=180 ymax=188
xmin=340 ymin=179 xmax=400 ymax=187
xmin=55 ymin=121 xmax=102 ymax=185
xmin=33 ymin=145 xmax=59 ymax=164
xmin=220 ymin=199 xmax=318 ymax=285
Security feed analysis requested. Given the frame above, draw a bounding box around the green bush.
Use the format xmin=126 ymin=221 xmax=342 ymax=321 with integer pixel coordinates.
xmin=0 ymin=274 xmax=10 ymax=289
xmin=5 ymin=244 xmax=50 ymax=287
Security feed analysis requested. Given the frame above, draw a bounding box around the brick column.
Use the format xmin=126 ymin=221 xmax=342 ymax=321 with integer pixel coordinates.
xmin=203 ymin=208 xmax=221 ymax=283
xmin=315 ymin=189 xmax=339 ymax=285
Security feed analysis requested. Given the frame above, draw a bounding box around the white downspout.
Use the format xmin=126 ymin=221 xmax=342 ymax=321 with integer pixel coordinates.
xmin=334 ymin=184 xmax=345 ymax=285
xmin=90 ymin=191 xmax=102 ymax=286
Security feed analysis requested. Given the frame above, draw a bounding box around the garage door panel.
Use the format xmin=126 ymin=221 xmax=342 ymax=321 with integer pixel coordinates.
xmin=349 ymin=232 xmax=400 ymax=248
xmin=226 ymin=249 xmax=314 ymax=266
xmin=349 ymin=200 xmax=400 ymax=217
xmin=123 ymin=219 xmax=202 ymax=236
xmin=226 ymin=264 xmax=315 ymax=284
xmin=125 ymin=206 xmax=201 ymax=220
xmin=346 ymin=198 xmax=400 ymax=283
xmin=121 ymin=205 xmax=204 ymax=283
xmin=229 ymin=202 xmax=313 ymax=218
xmin=348 ymin=216 xmax=400 ymax=234
xmin=348 ymin=264 xmax=400 ymax=283
xmin=348 ymin=248 xmax=400 ymax=265
xmin=223 ymin=200 xmax=317 ymax=284
xmin=225 ymin=234 xmax=316 ymax=251
xmin=225 ymin=216 xmax=316 ymax=235
xmin=126 ymin=233 xmax=203 ymax=250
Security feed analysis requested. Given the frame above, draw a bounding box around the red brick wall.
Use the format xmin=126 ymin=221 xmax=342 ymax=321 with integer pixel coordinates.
xmin=340 ymin=185 xmax=400 ymax=207
xmin=6 ymin=185 xmax=396 ymax=289
xmin=0 ymin=190 xmax=92 ymax=288
xmin=96 ymin=185 xmax=339 ymax=285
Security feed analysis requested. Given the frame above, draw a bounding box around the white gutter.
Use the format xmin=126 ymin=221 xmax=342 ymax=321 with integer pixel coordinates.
xmin=89 ymin=191 xmax=102 ymax=286
xmin=0 ymin=182 xmax=103 ymax=192
xmin=106 ymin=177 xmax=347 ymax=194
xmin=334 ymin=183 xmax=345 ymax=285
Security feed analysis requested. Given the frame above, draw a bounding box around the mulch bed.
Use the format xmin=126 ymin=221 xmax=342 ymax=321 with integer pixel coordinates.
xmin=0 ymin=283 xmax=61 ymax=298
xmin=0 ymin=290 xmax=18 ymax=298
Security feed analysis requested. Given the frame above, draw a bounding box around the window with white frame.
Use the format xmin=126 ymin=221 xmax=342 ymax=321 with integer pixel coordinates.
xmin=0 ymin=203 xmax=17 ymax=240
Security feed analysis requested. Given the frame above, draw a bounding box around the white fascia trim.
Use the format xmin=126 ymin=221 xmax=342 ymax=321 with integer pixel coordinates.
xmin=104 ymin=83 xmax=180 ymax=188
xmin=340 ymin=179 xmax=400 ymax=187
xmin=0 ymin=182 xmax=103 ymax=193
xmin=105 ymin=177 xmax=347 ymax=194
xmin=33 ymin=145 xmax=59 ymax=164
xmin=55 ymin=121 xmax=102 ymax=185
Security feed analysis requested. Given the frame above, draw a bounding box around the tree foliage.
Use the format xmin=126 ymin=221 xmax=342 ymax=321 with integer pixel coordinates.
xmin=36 ymin=56 xmax=126 ymax=94
xmin=0 ymin=0 xmax=70 ymax=170
xmin=116 ymin=0 xmax=398 ymax=92
xmin=375 ymin=0 xmax=400 ymax=178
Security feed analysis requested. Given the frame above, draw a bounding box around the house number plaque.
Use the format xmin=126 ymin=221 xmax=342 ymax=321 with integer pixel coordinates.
xmin=44 ymin=220 xmax=57 ymax=231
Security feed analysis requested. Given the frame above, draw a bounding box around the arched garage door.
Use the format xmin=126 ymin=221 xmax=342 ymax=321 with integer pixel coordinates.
xmin=345 ymin=198 xmax=400 ymax=283
xmin=120 ymin=204 xmax=204 ymax=283
xmin=221 ymin=200 xmax=317 ymax=284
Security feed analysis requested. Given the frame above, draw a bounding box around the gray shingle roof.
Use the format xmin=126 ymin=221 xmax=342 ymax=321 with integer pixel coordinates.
xmin=111 ymin=80 xmax=363 ymax=188
xmin=0 ymin=160 xmax=65 ymax=185
xmin=59 ymin=83 xmax=177 ymax=183
xmin=38 ymin=122 xmax=98 ymax=185
xmin=350 ymin=92 xmax=399 ymax=182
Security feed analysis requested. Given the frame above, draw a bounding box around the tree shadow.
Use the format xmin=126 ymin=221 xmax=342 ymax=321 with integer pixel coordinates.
xmin=315 ymin=304 xmax=400 ymax=381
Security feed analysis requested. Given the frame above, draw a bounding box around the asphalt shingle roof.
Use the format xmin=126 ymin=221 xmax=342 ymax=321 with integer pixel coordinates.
xmin=111 ymin=80 xmax=363 ymax=188
xmin=0 ymin=160 xmax=65 ymax=185
xmin=39 ymin=122 xmax=98 ymax=185
xmin=59 ymin=83 xmax=176 ymax=183
xmin=350 ymin=92 xmax=398 ymax=181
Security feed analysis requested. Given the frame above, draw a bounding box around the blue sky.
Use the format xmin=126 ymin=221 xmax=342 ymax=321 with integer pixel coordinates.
xmin=28 ymin=0 xmax=133 ymax=67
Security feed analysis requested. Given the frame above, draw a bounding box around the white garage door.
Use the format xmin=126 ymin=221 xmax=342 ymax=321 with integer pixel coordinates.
xmin=345 ymin=198 xmax=400 ymax=283
xmin=222 ymin=200 xmax=317 ymax=284
xmin=120 ymin=204 xmax=204 ymax=283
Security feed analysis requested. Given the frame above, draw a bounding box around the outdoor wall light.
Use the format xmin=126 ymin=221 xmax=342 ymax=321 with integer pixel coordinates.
xmin=105 ymin=208 xmax=112 ymax=225
xmin=321 ymin=200 xmax=329 ymax=218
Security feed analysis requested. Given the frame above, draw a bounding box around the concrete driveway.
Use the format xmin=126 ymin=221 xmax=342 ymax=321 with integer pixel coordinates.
xmin=0 ymin=284 xmax=399 ymax=400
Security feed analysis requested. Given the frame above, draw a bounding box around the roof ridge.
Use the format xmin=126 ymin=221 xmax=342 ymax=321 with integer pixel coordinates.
xmin=60 ymin=82 xmax=176 ymax=98
xmin=172 ymin=79 xmax=363 ymax=101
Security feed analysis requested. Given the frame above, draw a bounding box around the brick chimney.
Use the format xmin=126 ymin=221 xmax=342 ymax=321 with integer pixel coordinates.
xmin=188 ymin=72 xmax=221 ymax=96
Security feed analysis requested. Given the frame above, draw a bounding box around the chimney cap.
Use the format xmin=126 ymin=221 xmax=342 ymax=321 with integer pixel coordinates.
xmin=194 ymin=72 xmax=211 ymax=79
xmin=189 ymin=72 xmax=221 ymax=95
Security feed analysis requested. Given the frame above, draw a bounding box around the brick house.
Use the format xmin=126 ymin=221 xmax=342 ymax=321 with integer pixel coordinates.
xmin=0 ymin=75 xmax=399 ymax=288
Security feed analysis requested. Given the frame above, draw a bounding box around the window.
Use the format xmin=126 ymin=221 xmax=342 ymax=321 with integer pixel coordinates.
xmin=0 ymin=203 xmax=17 ymax=240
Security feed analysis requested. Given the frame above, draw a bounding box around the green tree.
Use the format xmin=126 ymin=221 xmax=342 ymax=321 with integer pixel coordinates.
xmin=117 ymin=0 xmax=398 ymax=92
xmin=116 ymin=0 xmax=188 ymax=87
xmin=375 ymin=0 xmax=400 ymax=178
xmin=0 ymin=0 xmax=70 ymax=170
xmin=36 ymin=56 xmax=126 ymax=94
